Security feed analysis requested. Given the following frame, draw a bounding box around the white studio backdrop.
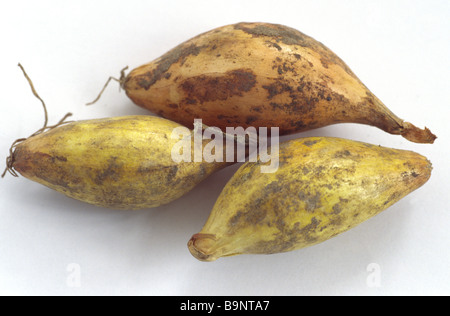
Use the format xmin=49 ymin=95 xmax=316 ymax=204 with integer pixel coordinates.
xmin=0 ymin=0 xmax=449 ymax=296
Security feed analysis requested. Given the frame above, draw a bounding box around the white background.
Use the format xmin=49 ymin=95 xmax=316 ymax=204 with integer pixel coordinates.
xmin=0 ymin=0 xmax=449 ymax=296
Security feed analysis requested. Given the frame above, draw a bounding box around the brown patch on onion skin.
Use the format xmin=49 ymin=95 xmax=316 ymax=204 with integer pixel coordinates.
xmin=127 ymin=43 xmax=205 ymax=91
xmin=180 ymin=69 xmax=257 ymax=103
